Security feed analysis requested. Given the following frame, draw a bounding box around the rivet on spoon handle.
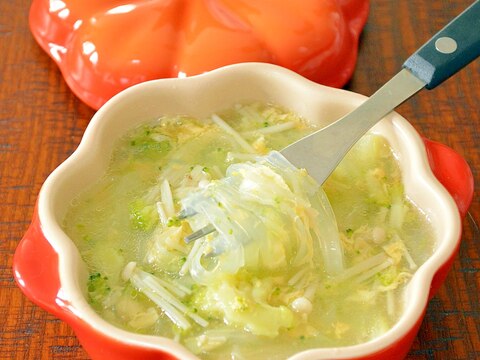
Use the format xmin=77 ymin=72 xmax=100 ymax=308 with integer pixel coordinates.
xmin=403 ymin=0 xmax=480 ymax=89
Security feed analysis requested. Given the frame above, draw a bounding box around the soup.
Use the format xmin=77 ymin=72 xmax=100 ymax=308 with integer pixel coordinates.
xmin=63 ymin=103 xmax=434 ymax=359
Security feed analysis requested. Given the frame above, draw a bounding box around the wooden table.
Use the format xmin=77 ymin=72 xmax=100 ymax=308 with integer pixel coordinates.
xmin=1 ymin=1 xmax=479 ymax=359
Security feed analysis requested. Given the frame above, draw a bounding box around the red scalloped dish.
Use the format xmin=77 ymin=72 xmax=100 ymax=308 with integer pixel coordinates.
xmin=13 ymin=63 xmax=473 ymax=360
xmin=29 ymin=0 xmax=369 ymax=109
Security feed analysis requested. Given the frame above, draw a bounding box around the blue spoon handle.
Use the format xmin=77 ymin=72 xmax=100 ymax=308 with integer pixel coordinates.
xmin=403 ymin=0 xmax=480 ymax=89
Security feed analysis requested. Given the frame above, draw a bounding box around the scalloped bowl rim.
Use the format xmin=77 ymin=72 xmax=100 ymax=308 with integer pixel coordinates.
xmin=37 ymin=63 xmax=461 ymax=359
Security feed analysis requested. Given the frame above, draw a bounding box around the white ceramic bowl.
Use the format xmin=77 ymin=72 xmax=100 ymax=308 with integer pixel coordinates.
xmin=14 ymin=63 xmax=471 ymax=360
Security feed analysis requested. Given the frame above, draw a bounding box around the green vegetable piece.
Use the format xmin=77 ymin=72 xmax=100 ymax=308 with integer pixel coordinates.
xmin=129 ymin=200 xmax=158 ymax=231
xmin=87 ymin=272 xmax=111 ymax=304
xmin=167 ymin=216 xmax=181 ymax=227
xmin=129 ymin=132 xmax=171 ymax=158
xmin=82 ymin=234 xmax=93 ymax=243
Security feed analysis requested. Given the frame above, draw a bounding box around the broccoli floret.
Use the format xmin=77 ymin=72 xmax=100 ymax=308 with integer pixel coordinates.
xmin=87 ymin=272 xmax=111 ymax=304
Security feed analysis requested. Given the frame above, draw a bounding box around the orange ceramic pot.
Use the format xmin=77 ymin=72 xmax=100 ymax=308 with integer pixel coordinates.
xmin=29 ymin=0 xmax=369 ymax=109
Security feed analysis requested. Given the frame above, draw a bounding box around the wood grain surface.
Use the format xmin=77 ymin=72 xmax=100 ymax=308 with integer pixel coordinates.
xmin=1 ymin=1 xmax=479 ymax=359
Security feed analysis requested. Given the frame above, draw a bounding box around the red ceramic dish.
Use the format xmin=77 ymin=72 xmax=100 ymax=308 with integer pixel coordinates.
xmin=14 ymin=64 xmax=473 ymax=359
xmin=29 ymin=0 xmax=369 ymax=110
